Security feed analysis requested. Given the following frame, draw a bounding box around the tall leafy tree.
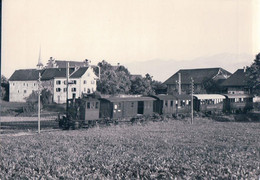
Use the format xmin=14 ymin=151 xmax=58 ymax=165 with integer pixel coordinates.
xmin=246 ymin=53 xmax=260 ymax=95
xmin=1 ymin=75 xmax=9 ymax=101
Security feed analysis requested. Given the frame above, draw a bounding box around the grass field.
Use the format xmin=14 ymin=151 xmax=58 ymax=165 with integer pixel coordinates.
xmin=0 ymin=118 xmax=260 ymax=179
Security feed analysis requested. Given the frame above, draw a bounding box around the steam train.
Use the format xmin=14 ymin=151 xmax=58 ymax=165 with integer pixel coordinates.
xmin=58 ymin=93 xmax=253 ymax=129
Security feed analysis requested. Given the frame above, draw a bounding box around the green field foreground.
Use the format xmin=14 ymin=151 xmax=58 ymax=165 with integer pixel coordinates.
xmin=0 ymin=118 xmax=260 ymax=179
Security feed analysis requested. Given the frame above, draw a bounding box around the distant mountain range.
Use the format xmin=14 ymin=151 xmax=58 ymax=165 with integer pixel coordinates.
xmin=125 ymin=53 xmax=254 ymax=82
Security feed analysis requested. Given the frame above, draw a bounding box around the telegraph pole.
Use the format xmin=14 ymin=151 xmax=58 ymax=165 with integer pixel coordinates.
xmin=38 ymin=72 xmax=41 ymax=133
xmin=191 ymin=77 xmax=194 ymax=124
xmin=66 ymin=62 xmax=69 ymax=117
xmin=37 ymin=46 xmax=43 ymax=133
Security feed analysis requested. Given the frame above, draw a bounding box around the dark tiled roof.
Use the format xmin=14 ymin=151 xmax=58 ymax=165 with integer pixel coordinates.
xmin=41 ymin=67 xmax=88 ymax=80
xmin=41 ymin=68 xmax=68 ymax=80
xmin=9 ymin=69 xmax=42 ymax=81
xmin=70 ymin=67 xmax=89 ymax=78
xmin=164 ymin=68 xmax=231 ymax=85
xmin=221 ymin=69 xmax=249 ymax=87
xmin=55 ymin=60 xmax=86 ymax=68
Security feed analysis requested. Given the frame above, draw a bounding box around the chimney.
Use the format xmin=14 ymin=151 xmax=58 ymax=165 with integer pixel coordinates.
xmin=84 ymin=59 xmax=90 ymax=67
xmin=243 ymin=66 xmax=246 ymax=73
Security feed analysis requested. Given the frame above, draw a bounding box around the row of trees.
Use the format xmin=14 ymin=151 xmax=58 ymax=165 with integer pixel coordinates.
xmin=95 ymin=60 xmax=166 ymax=95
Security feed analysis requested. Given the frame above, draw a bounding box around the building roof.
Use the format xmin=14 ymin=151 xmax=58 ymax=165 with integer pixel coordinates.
xmin=9 ymin=69 xmax=43 ymax=81
xmin=10 ymin=67 xmax=90 ymax=81
xmin=54 ymin=60 xmax=86 ymax=68
xmin=41 ymin=68 xmax=70 ymax=80
xmin=193 ymin=94 xmax=225 ymax=100
xmin=221 ymin=69 xmax=249 ymax=87
xmin=164 ymin=68 xmax=231 ymax=85
xmin=70 ymin=67 xmax=89 ymax=78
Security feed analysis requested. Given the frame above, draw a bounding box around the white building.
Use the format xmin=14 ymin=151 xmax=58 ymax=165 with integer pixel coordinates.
xmin=9 ymin=60 xmax=98 ymax=103
xmin=9 ymin=69 xmax=41 ymax=102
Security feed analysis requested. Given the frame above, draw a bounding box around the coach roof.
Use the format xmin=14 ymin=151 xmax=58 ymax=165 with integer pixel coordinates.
xmin=101 ymin=96 xmax=156 ymax=102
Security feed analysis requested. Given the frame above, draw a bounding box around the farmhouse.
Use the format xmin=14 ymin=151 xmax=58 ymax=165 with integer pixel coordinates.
xmin=221 ymin=68 xmax=251 ymax=94
xmin=9 ymin=61 xmax=98 ymax=103
xmin=164 ymin=68 xmax=231 ymax=95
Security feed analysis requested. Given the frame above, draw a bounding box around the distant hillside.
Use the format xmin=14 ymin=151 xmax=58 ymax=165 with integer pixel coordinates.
xmin=125 ymin=53 xmax=254 ymax=82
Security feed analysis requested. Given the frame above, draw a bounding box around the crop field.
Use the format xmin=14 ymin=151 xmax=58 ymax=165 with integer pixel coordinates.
xmin=0 ymin=118 xmax=260 ymax=179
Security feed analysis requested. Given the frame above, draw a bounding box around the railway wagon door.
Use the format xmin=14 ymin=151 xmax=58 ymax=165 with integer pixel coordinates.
xmin=138 ymin=101 xmax=144 ymax=114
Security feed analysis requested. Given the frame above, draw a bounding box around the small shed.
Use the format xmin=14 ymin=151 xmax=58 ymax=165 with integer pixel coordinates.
xmin=99 ymin=96 xmax=156 ymax=119
xmin=151 ymin=95 xmax=178 ymax=115
xmin=193 ymin=94 xmax=225 ymax=112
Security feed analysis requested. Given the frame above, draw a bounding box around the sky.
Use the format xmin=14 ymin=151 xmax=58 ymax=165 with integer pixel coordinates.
xmin=2 ymin=0 xmax=260 ymax=81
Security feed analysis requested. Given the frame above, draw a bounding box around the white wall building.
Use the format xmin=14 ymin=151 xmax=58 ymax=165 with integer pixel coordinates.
xmin=9 ymin=69 xmax=40 ymax=102
xmin=9 ymin=62 xmax=98 ymax=103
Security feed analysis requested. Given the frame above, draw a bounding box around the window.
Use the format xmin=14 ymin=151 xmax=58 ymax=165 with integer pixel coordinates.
xmin=34 ymin=83 xmax=35 ymax=86
xmin=131 ymin=102 xmax=134 ymax=107
xmin=56 ymin=80 xmax=61 ymax=85
xmin=114 ymin=104 xmax=118 ymax=110
xmin=118 ymin=103 xmax=121 ymax=109
xmin=27 ymin=83 xmax=28 ymax=87
xmin=91 ymin=80 xmax=95 ymax=84
xmin=83 ymin=80 xmax=87 ymax=84
xmin=63 ymin=88 xmax=67 ymax=92
xmin=13 ymin=83 xmax=15 ymax=86
xmin=18 ymin=90 xmax=19 ymax=93
xmin=87 ymin=73 xmax=90 ymax=77
xmin=95 ymin=102 xmax=99 ymax=109
xmin=64 ymin=80 xmax=66 ymax=85
xmin=170 ymin=101 xmax=173 ymax=107
xmin=73 ymin=80 xmax=77 ymax=84
xmin=23 ymin=83 xmax=25 ymax=86
xmin=84 ymin=88 xmax=86 ymax=92
xmin=56 ymin=88 xmax=61 ymax=92
xmin=87 ymin=89 xmax=90 ymax=93
xmin=87 ymin=102 xmax=90 ymax=109
xmin=165 ymin=101 xmax=168 ymax=107
xmin=24 ymin=90 xmax=27 ymax=93
xmin=71 ymin=88 xmax=76 ymax=92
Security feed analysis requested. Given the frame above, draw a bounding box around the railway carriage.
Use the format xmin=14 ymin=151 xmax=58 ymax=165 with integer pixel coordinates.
xmin=223 ymin=94 xmax=253 ymax=113
xmin=151 ymin=95 xmax=178 ymax=115
xmin=175 ymin=94 xmax=192 ymax=114
xmin=99 ymin=96 xmax=156 ymax=119
xmin=193 ymin=94 xmax=225 ymax=113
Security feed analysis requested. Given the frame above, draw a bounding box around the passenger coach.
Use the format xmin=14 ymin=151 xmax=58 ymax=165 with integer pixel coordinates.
xmin=223 ymin=94 xmax=253 ymax=113
xmin=99 ymin=96 xmax=156 ymax=119
xmin=193 ymin=94 xmax=225 ymax=113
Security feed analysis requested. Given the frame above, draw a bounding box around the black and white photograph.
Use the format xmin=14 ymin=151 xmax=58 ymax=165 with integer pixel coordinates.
xmin=1 ymin=0 xmax=260 ymax=179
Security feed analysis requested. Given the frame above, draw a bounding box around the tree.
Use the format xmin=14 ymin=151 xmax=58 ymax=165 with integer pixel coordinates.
xmin=1 ymin=75 xmax=9 ymax=101
xmin=24 ymin=91 xmax=39 ymax=113
xmin=96 ymin=60 xmax=132 ymax=95
xmin=130 ymin=75 xmax=154 ymax=95
xmin=151 ymin=80 xmax=167 ymax=94
xmin=41 ymin=88 xmax=53 ymax=104
xmin=246 ymin=53 xmax=260 ymax=95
